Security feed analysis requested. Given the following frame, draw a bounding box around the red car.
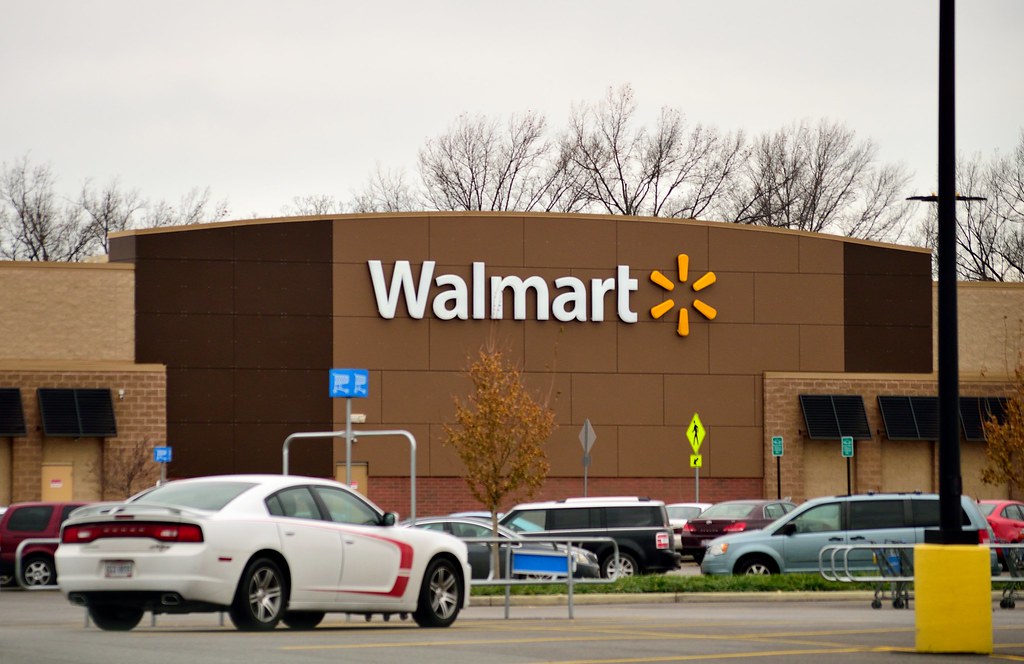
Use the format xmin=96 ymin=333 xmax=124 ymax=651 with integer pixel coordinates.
xmin=0 ymin=501 xmax=88 ymax=587
xmin=979 ymin=499 xmax=1024 ymax=543
xmin=678 ymin=499 xmax=796 ymax=564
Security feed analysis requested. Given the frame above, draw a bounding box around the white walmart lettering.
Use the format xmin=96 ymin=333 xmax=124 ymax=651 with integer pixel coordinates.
xmin=368 ymin=261 xmax=638 ymax=323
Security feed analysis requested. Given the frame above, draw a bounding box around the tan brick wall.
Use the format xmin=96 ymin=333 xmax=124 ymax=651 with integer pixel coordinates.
xmin=938 ymin=282 xmax=1024 ymax=375
xmin=763 ymin=373 xmax=1013 ymax=503
xmin=0 ymin=362 xmax=166 ymax=503
xmin=0 ymin=261 xmax=134 ymax=362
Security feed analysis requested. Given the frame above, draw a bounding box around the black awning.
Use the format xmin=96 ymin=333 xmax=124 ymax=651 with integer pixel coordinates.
xmin=0 ymin=388 xmax=27 ymax=436
xmin=959 ymin=396 xmax=1007 ymax=442
xmin=38 ymin=388 xmax=117 ymax=437
xmin=878 ymin=396 xmax=939 ymax=440
xmin=799 ymin=394 xmax=871 ymax=440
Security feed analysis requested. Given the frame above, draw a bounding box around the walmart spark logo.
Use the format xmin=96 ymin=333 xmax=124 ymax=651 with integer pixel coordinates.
xmin=650 ymin=254 xmax=717 ymax=337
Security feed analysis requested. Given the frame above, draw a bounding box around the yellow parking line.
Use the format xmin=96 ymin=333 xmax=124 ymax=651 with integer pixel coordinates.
xmin=553 ymin=647 xmax=900 ymax=663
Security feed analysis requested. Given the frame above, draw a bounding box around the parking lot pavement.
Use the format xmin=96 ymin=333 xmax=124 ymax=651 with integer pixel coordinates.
xmin=3 ymin=589 xmax=1023 ymax=663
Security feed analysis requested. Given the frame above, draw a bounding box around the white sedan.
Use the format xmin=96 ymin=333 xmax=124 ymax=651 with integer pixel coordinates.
xmin=56 ymin=474 xmax=471 ymax=631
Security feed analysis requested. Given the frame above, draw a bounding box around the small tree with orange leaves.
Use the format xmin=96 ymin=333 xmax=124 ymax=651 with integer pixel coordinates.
xmin=981 ymin=367 xmax=1024 ymax=498
xmin=443 ymin=346 xmax=556 ymax=574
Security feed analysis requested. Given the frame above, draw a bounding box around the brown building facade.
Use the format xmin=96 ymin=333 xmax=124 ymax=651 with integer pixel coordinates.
xmin=100 ymin=211 xmax=1020 ymax=516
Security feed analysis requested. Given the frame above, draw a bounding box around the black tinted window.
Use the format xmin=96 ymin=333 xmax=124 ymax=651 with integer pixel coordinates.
xmin=849 ymin=500 xmax=906 ymax=529
xmin=549 ymin=508 xmax=590 ymax=530
xmin=910 ymin=499 xmax=973 ymax=527
xmin=606 ymin=506 xmax=659 ymax=527
xmin=7 ymin=506 xmax=53 ymax=532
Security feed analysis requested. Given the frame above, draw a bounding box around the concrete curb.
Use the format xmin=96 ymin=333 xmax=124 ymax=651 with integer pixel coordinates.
xmin=469 ymin=591 xmax=876 ymax=606
xmin=470 ymin=589 xmax=1016 ymax=606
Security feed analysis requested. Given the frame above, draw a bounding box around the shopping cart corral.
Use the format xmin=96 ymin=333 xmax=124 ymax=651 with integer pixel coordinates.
xmin=820 ymin=542 xmax=1023 ymax=610
xmin=820 ymin=542 xmax=914 ymax=609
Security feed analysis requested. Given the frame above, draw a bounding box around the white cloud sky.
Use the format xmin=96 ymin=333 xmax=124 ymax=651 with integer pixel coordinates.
xmin=1 ymin=0 xmax=1021 ymax=219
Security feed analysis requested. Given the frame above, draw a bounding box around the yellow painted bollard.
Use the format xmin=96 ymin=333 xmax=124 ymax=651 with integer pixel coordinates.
xmin=915 ymin=543 xmax=992 ymax=654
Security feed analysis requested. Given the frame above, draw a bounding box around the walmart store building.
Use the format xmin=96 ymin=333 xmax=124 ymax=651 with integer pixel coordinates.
xmin=1 ymin=212 xmax=1021 ymax=512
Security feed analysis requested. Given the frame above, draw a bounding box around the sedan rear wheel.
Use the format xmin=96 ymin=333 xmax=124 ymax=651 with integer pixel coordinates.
xmin=229 ymin=557 xmax=285 ymax=631
xmin=413 ymin=557 xmax=461 ymax=628
xmin=282 ymin=611 xmax=325 ymax=630
xmin=89 ymin=605 xmax=144 ymax=631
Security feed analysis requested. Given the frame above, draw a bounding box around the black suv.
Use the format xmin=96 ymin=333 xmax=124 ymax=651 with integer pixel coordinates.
xmin=499 ymin=497 xmax=681 ymax=578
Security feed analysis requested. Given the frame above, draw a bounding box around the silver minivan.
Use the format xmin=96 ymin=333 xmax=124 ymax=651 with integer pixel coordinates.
xmin=700 ymin=493 xmax=997 ymax=575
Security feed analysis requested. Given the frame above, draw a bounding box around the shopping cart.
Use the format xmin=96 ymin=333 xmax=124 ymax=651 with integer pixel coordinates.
xmin=870 ymin=543 xmax=913 ymax=609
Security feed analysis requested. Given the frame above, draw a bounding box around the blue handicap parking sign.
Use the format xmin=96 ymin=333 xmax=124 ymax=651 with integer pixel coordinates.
xmin=154 ymin=446 xmax=172 ymax=463
xmin=329 ymin=369 xmax=369 ymax=398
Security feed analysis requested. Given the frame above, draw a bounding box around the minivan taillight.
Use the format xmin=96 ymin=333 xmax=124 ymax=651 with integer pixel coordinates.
xmin=978 ymin=529 xmax=991 ymax=544
xmin=62 ymin=522 xmax=204 ymax=544
xmin=723 ymin=522 xmax=747 ymax=533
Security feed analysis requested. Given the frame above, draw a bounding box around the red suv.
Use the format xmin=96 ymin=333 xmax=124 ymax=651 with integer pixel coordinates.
xmin=0 ymin=501 xmax=88 ymax=587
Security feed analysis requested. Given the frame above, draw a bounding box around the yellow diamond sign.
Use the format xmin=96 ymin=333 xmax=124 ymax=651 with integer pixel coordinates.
xmin=687 ymin=413 xmax=705 ymax=453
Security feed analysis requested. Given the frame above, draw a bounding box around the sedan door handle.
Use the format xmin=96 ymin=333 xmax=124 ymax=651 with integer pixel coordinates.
xmin=850 ymin=536 xmax=866 ymax=541
xmin=829 ymin=537 xmax=844 ymax=542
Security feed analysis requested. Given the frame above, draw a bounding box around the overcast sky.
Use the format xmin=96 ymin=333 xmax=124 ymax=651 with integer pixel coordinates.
xmin=2 ymin=1 xmax=1022 ymax=220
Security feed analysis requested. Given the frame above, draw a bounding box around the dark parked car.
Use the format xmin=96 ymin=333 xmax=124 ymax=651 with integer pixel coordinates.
xmin=679 ymin=499 xmax=796 ymax=564
xmin=0 ymin=501 xmax=88 ymax=587
xmin=499 ymin=496 xmax=681 ymax=578
xmin=405 ymin=516 xmax=599 ymax=579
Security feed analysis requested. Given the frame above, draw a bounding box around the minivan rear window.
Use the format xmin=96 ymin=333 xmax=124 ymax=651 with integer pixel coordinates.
xmin=910 ymin=499 xmax=973 ymax=527
xmin=849 ymin=500 xmax=905 ymax=529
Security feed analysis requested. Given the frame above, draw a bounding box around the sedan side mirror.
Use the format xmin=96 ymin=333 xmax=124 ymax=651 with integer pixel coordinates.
xmin=382 ymin=512 xmax=398 ymax=526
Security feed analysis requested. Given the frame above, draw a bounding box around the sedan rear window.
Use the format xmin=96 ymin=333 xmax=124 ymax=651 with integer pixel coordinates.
xmin=133 ymin=482 xmax=256 ymax=511
xmin=699 ymin=503 xmax=757 ymax=519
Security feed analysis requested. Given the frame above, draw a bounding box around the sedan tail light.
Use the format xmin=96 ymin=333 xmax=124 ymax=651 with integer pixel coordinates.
xmin=62 ymin=522 xmax=204 ymax=544
xmin=682 ymin=522 xmax=697 ymax=533
xmin=723 ymin=522 xmax=747 ymax=533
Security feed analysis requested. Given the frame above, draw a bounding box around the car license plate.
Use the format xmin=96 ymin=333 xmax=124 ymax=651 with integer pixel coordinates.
xmin=104 ymin=560 xmax=134 ymax=578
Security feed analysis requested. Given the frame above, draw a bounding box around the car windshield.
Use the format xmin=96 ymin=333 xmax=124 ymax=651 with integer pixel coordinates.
xmin=699 ymin=502 xmax=757 ymax=519
xmin=132 ymin=481 xmax=256 ymax=511
xmin=978 ymin=503 xmax=997 ymax=516
xmin=668 ymin=506 xmax=704 ymax=520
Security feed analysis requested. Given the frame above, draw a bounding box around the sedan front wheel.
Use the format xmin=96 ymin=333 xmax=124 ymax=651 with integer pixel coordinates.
xmin=413 ymin=557 xmax=461 ymax=628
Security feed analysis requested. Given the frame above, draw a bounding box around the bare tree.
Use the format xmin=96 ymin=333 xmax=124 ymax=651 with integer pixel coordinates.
xmin=80 ymin=178 xmax=145 ymax=254
xmin=282 ymin=194 xmax=345 ymax=216
xmin=724 ymin=120 xmax=914 ymax=242
xmin=0 ymin=155 xmax=95 ymax=261
xmin=90 ymin=438 xmax=161 ymax=500
xmin=918 ymin=133 xmax=1024 ymax=281
xmin=350 ymin=165 xmax=420 ymax=212
xmin=143 ymin=186 xmax=229 ymax=227
xmin=563 ymin=84 xmax=742 ymax=219
xmin=418 ymin=111 xmax=570 ymax=212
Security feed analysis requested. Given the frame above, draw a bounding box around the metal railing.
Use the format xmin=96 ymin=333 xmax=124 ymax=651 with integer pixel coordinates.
xmin=464 ymin=536 xmax=619 ymax=619
xmin=820 ymin=542 xmax=1024 ymax=583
